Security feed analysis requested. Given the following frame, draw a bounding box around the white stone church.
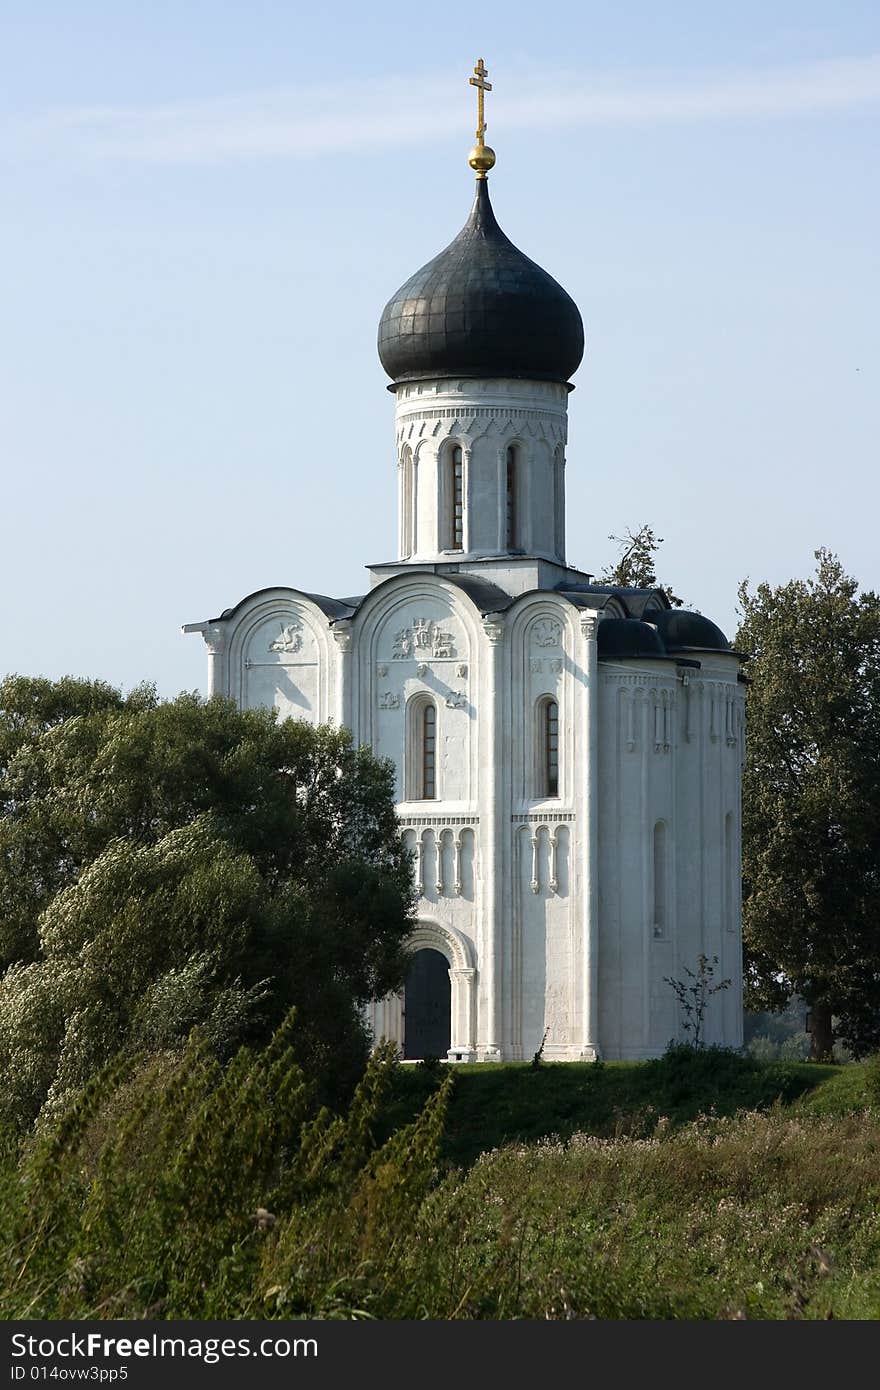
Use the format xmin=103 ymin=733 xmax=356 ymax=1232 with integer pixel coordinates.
xmin=185 ymin=67 xmax=745 ymax=1061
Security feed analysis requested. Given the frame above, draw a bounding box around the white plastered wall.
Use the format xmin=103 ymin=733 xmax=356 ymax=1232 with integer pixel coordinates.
xmin=597 ymin=655 xmax=744 ymax=1058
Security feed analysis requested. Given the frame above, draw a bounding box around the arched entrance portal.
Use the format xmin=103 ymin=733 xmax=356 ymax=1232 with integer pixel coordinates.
xmin=403 ymin=949 xmax=451 ymax=1059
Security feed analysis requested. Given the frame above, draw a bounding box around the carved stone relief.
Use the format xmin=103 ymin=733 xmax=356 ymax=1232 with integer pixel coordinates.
xmin=532 ymin=618 xmax=561 ymax=647
xmin=201 ymin=625 xmax=226 ymax=655
xmin=269 ymin=622 xmax=302 ymax=654
xmin=331 ymin=620 xmax=352 ymax=653
xmin=392 ymin=619 xmax=456 ymax=660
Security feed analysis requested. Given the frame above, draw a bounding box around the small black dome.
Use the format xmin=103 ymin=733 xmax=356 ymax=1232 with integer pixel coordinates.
xmin=597 ymin=619 xmax=668 ymax=660
xmin=377 ymin=180 xmax=584 ymax=386
xmin=654 ymin=610 xmax=730 ymax=652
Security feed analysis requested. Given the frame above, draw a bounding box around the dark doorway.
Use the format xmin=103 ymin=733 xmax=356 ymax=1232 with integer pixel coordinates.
xmin=403 ymin=949 xmax=451 ymax=1060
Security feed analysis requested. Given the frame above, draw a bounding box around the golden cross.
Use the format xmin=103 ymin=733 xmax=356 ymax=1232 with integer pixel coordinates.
xmin=469 ymin=57 xmax=492 ymax=143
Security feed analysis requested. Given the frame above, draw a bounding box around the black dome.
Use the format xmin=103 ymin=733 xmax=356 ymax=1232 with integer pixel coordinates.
xmin=654 ymin=610 xmax=730 ymax=653
xmin=377 ymin=180 xmax=584 ymax=386
xmin=597 ymin=619 xmax=667 ymax=660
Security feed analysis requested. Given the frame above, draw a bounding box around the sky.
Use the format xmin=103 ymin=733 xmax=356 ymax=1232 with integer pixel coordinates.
xmin=2 ymin=1 xmax=878 ymax=698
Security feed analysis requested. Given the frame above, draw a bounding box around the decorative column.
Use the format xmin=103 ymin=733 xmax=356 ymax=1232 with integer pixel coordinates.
xmin=202 ymin=625 xmax=228 ymax=699
xmin=556 ymin=447 xmax=567 ymax=565
xmin=449 ymin=968 xmax=477 ymax=1061
xmin=481 ymin=614 xmax=505 ymax=1060
xmin=495 ymin=444 xmax=506 ymax=551
xmin=580 ymin=611 xmax=600 ymax=1058
xmin=331 ymin=620 xmax=353 ymax=729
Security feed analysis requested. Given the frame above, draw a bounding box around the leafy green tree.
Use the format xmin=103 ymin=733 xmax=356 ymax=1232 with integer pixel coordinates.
xmin=597 ymin=524 xmax=684 ymax=606
xmin=0 ymin=680 xmax=415 ymax=1126
xmin=736 ymin=551 xmax=880 ymax=1059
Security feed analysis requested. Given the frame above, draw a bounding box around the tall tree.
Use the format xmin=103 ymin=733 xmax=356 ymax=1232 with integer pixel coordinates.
xmin=0 ymin=681 xmax=415 ymax=1126
xmin=597 ymin=524 xmax=684 ymax=606
xmin=736 ymin=551 xmax=880 ymax=1059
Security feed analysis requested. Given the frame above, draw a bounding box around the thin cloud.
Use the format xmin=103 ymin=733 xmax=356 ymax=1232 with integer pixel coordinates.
xmin=5 ymin=55 xmax=880 ymax=165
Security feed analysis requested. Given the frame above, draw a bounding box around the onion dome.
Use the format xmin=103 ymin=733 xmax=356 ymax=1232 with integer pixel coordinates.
xmin=377 ymin=179 xmax=584 ymax=386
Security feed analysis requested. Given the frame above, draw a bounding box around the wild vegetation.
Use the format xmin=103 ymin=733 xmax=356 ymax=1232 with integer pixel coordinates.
xmin=0 ymin=677 xmax=415 ymax=1128
xmin=2 ymin=1031 xmax=880 ymax=1321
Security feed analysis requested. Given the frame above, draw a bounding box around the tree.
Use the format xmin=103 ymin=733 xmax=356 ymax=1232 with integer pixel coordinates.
xmin=596 ymin=524 xmax=684 ymax=606
xmin=0 ymin=680 xmax=415 ymax=1126
xmin=736 ymin=551 xmax=880 ymax=1059
xmin=0 ymin=676 xmax=157 ymax=968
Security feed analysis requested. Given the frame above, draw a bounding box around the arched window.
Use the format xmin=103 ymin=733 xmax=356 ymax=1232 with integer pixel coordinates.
xmin=506 ymin=445 xmax=518 ymax=549
xmin=536 ymin=698 xmax=559 ymax=798
xmin=422 ymin=702 xmax=437 ymax=799
xmin=452 ymin=445 xmax=464 ymax=549
xmin=653 ymin=821 xmax=667 ymax=939
xmin=407 ymin=697 xmax=438 ymax=800
xmin=553 ymin=443 xmax=565 ymax=559
xmin=442 ymin=444 xmax=464 ymax=551
xmin=401 ymin=446 xmax=414 ymax=558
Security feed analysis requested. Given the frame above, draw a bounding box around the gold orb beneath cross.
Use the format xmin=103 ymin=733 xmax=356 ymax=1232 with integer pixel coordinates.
xmin=468 ymin=143 xmax=496 ymax=177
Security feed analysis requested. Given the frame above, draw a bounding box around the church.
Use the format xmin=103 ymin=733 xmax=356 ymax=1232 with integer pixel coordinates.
xmin=184 ymin=60 xmax=745 ymax=1062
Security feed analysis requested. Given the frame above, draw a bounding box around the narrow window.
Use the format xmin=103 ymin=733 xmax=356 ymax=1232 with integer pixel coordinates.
xmin=543 ymin=699 xmax=559 ymax=798
xmin=401 ymin=447 xmax=414 ymax=558
xmin=422 ymin=703 xmax=437 ymax=799
xmin=653 ymin=821 xmax=667 ymax=938
xmin=506 ymin=445 xmax=517 ymax=549
xmin=451 ymin=446 xmax=464 ymax=550
xmin=554 ymin=444 xmax=565 ymax=559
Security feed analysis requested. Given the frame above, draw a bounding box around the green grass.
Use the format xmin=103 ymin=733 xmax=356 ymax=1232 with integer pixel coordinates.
xmin=382 ymin=1047 xmax=845 ymax=1166
xmin=4 ymin=1041 xmax=880 ymax=1320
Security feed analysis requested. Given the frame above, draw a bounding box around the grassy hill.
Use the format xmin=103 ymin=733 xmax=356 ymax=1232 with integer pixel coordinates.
xmin=3 ymin=1044 xmax=879 ymax=1320
xmin=366 ymin=1051 xmax=880 ymax=1318
xmin=382 ymin=1046 xmax=863 ymax=1166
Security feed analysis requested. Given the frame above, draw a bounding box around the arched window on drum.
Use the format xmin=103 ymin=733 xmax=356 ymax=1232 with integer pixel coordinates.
xmin=441 ymin=444 xmax=465 ymax=552
xmin=506 ymin=444 xmax=519 ymax=550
